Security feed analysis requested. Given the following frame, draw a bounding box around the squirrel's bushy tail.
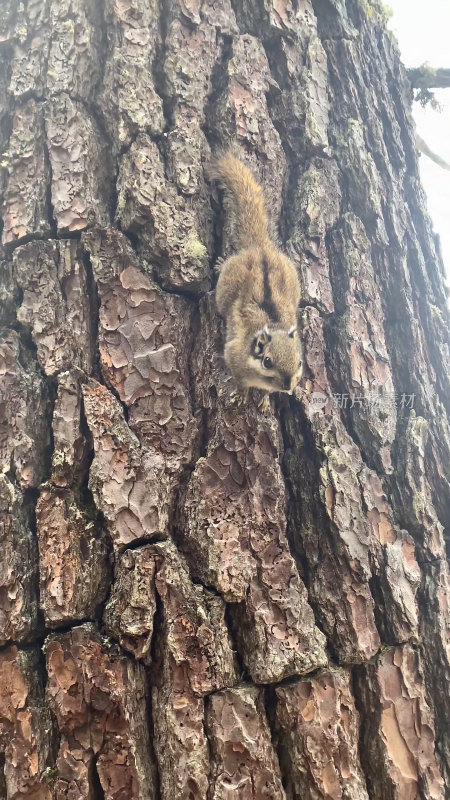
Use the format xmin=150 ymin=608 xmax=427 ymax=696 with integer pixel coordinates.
xmin=210 ymin=151 xmax=270 ymax=249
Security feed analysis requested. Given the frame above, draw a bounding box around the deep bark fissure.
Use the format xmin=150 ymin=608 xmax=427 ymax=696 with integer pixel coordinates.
xmin=81 ymin=250 xmax=102 ymax=382
xmin=89 ymin=754 xmax=106 ymax=800
xmin=0 ymin=753 xmax=6 ymax=800
xmin=2 ymin=230 xmax=57 ymax=255
xmin=223 ymin=601 xmax=253 ymax=683
xmin=121 ymin=535 xmax=168 ymax=553
xmin=203 ymin=698 xmax=214 ymax=800
xmin=203 ymin=32 xmax=235 ymax=140
xmin=22 ymin=485 xmax=46 ymax=637
xmin=146 ymin=679 xmax=163 ymax=800
xmin=278 ymin=398 xmax=343 ymax=657
xmin=42 ymin=118 xmax=58 ymax=238
xmin=153 ymin=0 xmax=176 ymax=134
xmin=351 ymin=665 xmax=374 ymax=800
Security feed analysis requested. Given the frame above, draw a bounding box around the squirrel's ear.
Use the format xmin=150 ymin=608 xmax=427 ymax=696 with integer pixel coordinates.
xmin=252 ymin=327 xmax=271 ymax=356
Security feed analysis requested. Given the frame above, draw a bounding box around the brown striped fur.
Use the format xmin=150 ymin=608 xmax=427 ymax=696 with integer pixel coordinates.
xmin=212 ymin=153 xmax=302 ymax=398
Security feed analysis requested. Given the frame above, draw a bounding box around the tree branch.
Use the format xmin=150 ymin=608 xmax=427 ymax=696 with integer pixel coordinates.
xmin=408 ymin=66 xmax=450 ymax=90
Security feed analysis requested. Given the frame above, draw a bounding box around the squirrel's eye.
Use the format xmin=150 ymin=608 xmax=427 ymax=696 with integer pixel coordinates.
xmin=263 ymin=356 xmax=273 ymax=369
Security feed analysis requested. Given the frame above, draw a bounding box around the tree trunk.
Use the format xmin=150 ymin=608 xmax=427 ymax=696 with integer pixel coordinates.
xmin=0 ymin=1 xmax=449 ymax=799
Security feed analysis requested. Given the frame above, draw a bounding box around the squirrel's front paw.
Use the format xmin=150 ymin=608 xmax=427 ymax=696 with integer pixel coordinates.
xmin=229 ymin=388 xmax=249 ymax=407
xmin=213 ymin=256 xmax=225 ymax=276
xmin=256 ymin=394 xmax=271 ymax=413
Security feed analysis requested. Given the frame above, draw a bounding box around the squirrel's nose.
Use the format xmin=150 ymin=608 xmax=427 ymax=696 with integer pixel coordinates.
xmin=283 ymin=376 xmax=291 ymax=390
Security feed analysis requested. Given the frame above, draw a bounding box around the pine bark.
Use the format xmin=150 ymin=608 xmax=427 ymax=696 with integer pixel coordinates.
xmin=0 ymin=1 xmax=449 ymax=799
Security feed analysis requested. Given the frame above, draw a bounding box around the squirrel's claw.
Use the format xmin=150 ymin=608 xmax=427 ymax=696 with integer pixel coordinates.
xmin=256 ymin=394 xmax=271 ymax=413
xmin=213 ymin=256 xmax=225 ymax=275
xmin=229 ymin=388 xmax=249 ymax=407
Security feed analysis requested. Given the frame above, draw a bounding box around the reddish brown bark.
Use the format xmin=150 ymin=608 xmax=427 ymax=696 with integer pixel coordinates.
xmin=0 ymin=0 xmax=449 ymax=798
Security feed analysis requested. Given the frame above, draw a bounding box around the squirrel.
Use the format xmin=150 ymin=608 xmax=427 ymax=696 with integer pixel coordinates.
xmin=211 ymin=151 xmax=302 ymax=408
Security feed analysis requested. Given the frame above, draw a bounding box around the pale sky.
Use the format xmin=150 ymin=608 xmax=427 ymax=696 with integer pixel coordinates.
xmin=389 ymin=0 xmax=450 ymax=278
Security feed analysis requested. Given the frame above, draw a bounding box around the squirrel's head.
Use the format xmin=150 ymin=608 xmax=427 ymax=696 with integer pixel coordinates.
xmin=245 ymin=325 xmax=303 ymax=394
